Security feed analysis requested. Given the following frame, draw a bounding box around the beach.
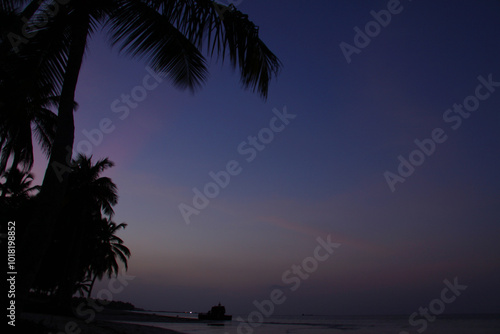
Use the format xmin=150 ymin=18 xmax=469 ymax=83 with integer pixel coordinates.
xmin=140 ymin=313 xmax=500 ymax=334
xmin=19 ymin=310 xmax=500 ymax=334
xmin=19 ymin=310 xmax=186 ymax=334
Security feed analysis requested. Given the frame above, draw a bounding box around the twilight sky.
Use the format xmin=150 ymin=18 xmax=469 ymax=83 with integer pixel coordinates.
xmin=31 ymin=0 xmax=500 ymax=315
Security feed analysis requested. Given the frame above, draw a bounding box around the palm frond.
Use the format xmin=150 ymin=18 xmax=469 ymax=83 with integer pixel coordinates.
xmin=32 ymin=107 xmax=58 ymax=157
xmin=146 ymin=0 xmax=282 ymax=98
xmin=0 ymin=0 xmax=30 ymax=12
xmin=106 ymin=0 xmax=208 ymax=91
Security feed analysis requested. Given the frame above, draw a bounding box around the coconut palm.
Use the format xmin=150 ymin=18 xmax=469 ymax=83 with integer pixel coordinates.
xmin=0 ymin=168 xmax=39 ymax=225
xmin=0 ymin=168 xmax=40 ymax=266
xmin=85 ymin=219 xmax=130 ymax=298
xmin=0 ymin=93 xmax=58 ymax=175
xmin=27 ymin=154 xmax=122 ymax=310
xmin=0 ymin=168 xmax=40 ymax=199
xmin=9 ymin=0 xmax=281 ymax=306
xmin=66 ymin=154 xmax=118 ymax=217
xmin=55 ymin=154 xmax=118 ymax=307
xmin=0 ymin=5 xmax=61 ymax=174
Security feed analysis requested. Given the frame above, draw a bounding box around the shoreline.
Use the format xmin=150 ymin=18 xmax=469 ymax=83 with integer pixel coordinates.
xmin=20 ymin=309 xmax=194 ymax=334
xmin=96 ymin=309 xmax=201 ymax=323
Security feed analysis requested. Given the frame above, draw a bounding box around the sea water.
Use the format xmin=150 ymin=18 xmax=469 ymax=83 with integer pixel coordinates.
xmin=130 ymin=313 xmax=500 ymax=334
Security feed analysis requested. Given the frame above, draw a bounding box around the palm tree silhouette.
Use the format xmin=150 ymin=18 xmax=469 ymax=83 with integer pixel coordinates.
xmin=55 ymin=154 xmax=120 ymax=310
xmin=0 ymin=7 xmax=59 ymax=174
xmin=86 ymin=219 xmax=130 ymax=298
xmin=26 ymin=154 xmax=127 ymax=311
xmin=4 ymin=1 xmax=281 ymax=306
xmin=0 ymin=168 xmax=40 ymax=229
xmin=66 ymin=154 xmax=118 ymax=216
xmin=0 ymin=168 xmax=40 ymax=200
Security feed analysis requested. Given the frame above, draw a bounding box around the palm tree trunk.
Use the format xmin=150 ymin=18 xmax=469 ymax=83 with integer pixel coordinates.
xmin=56 ymin=211 xmax=86 ymax=313
xmin=17 ymin=14 xmax=90 ymax=312
xmin=88 ymin=273 xmax=98 ymax=299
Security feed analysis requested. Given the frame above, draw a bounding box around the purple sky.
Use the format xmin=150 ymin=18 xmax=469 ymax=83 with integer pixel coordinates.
xmin=31 ymin=0 xmax=500 ymax=315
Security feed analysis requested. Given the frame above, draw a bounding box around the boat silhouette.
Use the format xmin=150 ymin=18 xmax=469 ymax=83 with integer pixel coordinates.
xmin=198 ymin=303 xmax=232 ymax=321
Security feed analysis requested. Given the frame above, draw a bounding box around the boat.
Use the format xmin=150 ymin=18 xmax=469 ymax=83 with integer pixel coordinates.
xmin=198 ymin=303 xmax=232 ymax=320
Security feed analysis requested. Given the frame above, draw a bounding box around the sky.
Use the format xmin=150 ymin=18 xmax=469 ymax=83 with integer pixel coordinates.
xmin=30 ymin=0 xmax=500 ymax=316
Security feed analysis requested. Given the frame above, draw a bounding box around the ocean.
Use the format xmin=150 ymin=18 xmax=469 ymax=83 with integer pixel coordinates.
xmin=127 ymin=312 xmax=500 ymax=334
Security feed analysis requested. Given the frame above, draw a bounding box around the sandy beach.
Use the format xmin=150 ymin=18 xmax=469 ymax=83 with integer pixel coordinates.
xmin=20 ymin=310 xmax=188 ymax=334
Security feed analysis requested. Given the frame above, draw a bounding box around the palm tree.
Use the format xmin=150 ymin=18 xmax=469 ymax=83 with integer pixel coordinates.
xmin=0 ymin=168 xmax=40 ymax=199
xmin=0 ymin=168 xmax=40 ymax=226
xmin=10 ymin=0 xmax=281 ymax=306
xmin=54 ymin=154 xmax=119 ymax=310
xmin=86 ymin=219 xmax=130 ymax=298
xmin=0 ymin=4 xmax=60 ymax=174
xmin=26 ymin=154 xmax=123 ymax=311
xmin=0 ymin=168 xmax=40 ymax=267
xmin=65 ymin=154 xmax=118 ymax=217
